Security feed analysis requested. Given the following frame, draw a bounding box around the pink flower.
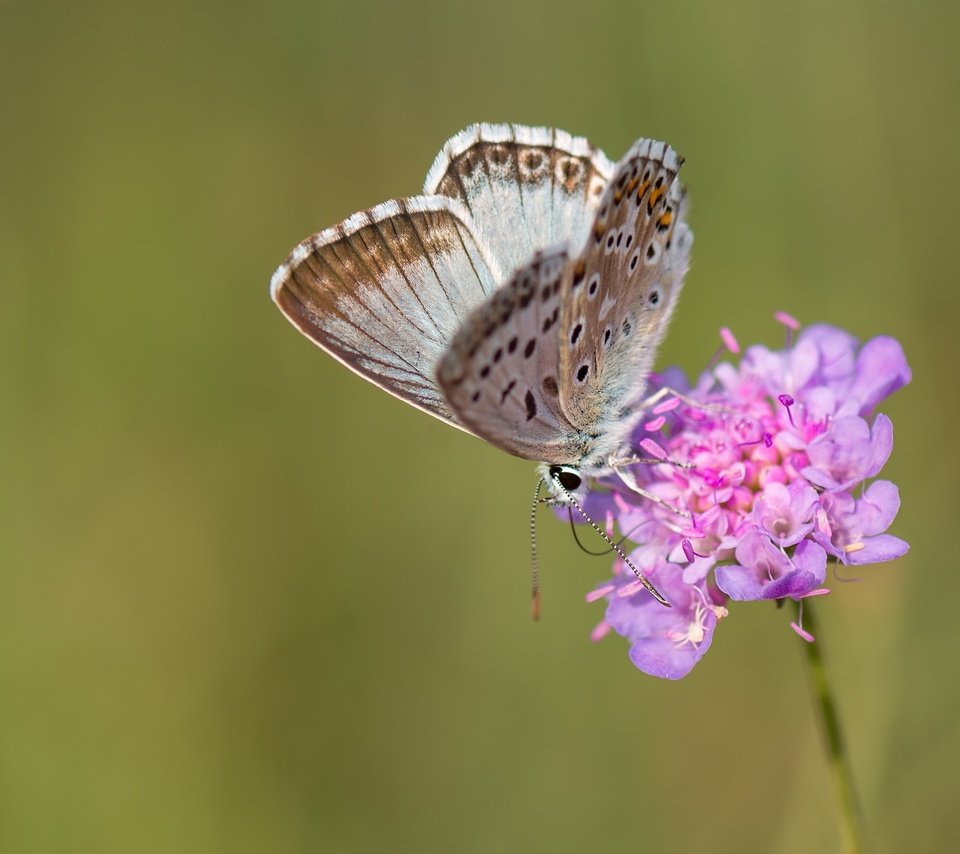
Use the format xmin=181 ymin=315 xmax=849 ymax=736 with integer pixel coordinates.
xmin=595 ymin=564 xmax=726 ymax=680
xmin=752 ymin=481 xmax=819 ymax=546
xmin=716 ymin=533 xmax=827 ymax=601
xmin=578 ymin=321 xmax=910 ymax=678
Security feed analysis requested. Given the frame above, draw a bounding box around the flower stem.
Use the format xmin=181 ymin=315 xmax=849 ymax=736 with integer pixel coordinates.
xmin=793 ymin=600 xmax=866 ymax=854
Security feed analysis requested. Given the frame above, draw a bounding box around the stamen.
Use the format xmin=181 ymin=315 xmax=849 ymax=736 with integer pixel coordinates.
xmin=710 ymin=603 xmax=729 ymax=620
xmin=706 ymin=327 xmax=742 ymax=374
xmin=775 ymin=311 xmax=800 ymax=349
xmin=590 ymin=620 xmax=612 ymax=642
xmin=644 ymin=415 xmax=666 ymax=431
xmin=617 ymin=579 xmax=647 ymax=598
xmin=652 ymin=397 xmax=681 ymax=415
xmin=681 ymin=538 xmax=710 ymax=562
xmin=842 ymin=542 xmax=865 ymax=554
xmin=778 ymin=393 xmax=796 ymax=427
xmin=775 ymin=311 xmax=800 ymax=330
xmin=736 ymin=430 xmax=774 ymax=449
xmin=790 ymin=598 xmax=815 ymax=642
xmin=586 ymin=584 xmax=616 ymax=602
xmin=638 ymin=438 xmax=668 ymax=460
xmin=719 ymin=327 xmax=741 ymax=354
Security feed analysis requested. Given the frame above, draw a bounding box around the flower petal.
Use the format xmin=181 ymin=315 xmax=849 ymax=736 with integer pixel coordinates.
xmin=856 ymin=480 xmax=901 ymax=536
xmin=846 ymin=534 xmax=910 ymax=564
xmin=760 ymin=540 xmax=827 ymax=599
xmin=798 ymin=324 xmax=859 ymax=385
xmin=753 ymin=481 xmax=818 ymax=546
xmin=803 ymin=415 xmax=893 ymax=490
xmin=715 ymin=563 xmax=765 ymax=600
xmin=848 ymin=336 xmax=912 ymax=416
xmin=628 ymin=624 xmax=715 ymax=680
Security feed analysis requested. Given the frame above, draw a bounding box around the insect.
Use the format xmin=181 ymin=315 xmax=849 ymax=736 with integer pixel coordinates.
xmin=270 ymin=124 xmax=692 ymax=609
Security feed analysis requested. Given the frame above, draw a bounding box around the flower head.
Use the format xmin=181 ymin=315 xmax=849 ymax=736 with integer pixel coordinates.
xmin=576 ymin=320 xmax=910 ymax=678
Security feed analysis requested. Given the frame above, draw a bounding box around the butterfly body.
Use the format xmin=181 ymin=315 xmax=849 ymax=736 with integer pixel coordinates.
xmin=271 ymin=124 xmax=692 ymax=495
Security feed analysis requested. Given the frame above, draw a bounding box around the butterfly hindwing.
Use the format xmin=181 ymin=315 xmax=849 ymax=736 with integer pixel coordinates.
xmin=271 ymin=129 xmax=692 ymax=472
xmin=436 ymin=245 xmax=583 ymax=464
xmin=271 ymin=196 xmax=504 ymax=430
xmin=557 ymin=140 xmax=692 ymax=457
xmin=424 ymin=124 xmax=613 ymax=281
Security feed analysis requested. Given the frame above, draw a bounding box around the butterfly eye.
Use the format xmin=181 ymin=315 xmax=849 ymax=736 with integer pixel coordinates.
xmin=548 ymin=465 xmax=582 ymax=491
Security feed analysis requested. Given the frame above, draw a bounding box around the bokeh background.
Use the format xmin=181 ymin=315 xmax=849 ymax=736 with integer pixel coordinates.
xmin=2 ymin=1 xmax=957 ymax=851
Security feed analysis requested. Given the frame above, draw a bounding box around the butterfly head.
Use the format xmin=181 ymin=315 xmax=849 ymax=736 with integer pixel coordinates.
xmin=548 ymin=464 xmax=582 ymax=492
xmin=541 ymin=464 xmax=588 ymax=505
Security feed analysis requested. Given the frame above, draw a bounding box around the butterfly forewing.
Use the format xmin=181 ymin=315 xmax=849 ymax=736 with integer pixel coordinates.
xmin=271 ymin=127 xmax=693 ymax=474
xmin=424 ymin=124 xmax=613 ymax=281
xmin=436 ymin=245 xmax=584 ymax=464
xmin=271 ymin=196 xmax=503 ymax=429
xmin=557 ymin=139 xmax=692 ymax=459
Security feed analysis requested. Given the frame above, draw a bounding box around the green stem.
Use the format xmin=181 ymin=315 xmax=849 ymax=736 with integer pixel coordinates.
xmin=793 ymin=599 xmax=866 ymax=854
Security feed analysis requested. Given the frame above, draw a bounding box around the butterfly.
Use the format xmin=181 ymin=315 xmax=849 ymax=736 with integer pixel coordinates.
xmin=270 ymin=124 xmax=692 ymax=607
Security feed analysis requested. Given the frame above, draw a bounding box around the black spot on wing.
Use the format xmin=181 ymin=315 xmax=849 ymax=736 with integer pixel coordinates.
xmin=525 ymin=390 xmax=537 ymax=421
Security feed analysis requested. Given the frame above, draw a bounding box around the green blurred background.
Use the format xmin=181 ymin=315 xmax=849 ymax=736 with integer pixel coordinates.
xmin=1 ymin=1 xmax=956 ymax=851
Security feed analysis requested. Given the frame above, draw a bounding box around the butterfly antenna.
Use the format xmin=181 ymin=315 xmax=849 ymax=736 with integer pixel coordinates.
xmin=530 ymin=478 xmax=544 ymax=621
xmin=550 ymin=474 xmax=671 ymax=608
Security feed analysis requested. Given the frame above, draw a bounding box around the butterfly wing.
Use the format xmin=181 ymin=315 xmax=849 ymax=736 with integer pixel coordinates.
xmin=271 ymin=196 xmax=504 ymax=430
xmin=436 ymin=244 xmax=585 ymax=464
xmin=424 ymin=124 xmax=613 ymax=280
xmin=557 ymin=139 xmax=693 ymax=460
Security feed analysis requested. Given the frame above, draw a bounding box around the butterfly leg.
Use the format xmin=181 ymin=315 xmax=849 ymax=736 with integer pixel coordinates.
xmin=612 ymin=453 xmax=695 ymax=470
xmin=607 ymin=462 xmax=693 ymax=521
